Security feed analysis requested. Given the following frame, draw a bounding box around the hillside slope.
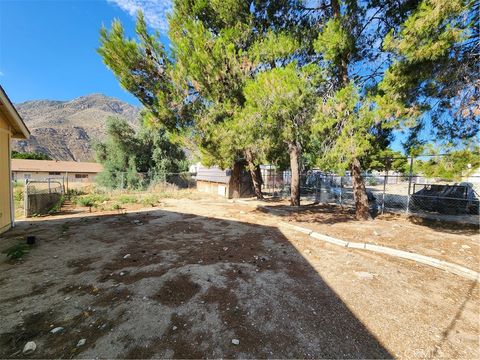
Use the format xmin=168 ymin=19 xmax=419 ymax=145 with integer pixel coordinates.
xmin=13 ymin=94 xmax=140 ymax=161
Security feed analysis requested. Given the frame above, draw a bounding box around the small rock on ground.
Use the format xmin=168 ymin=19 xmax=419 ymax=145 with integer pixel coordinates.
xmin=50 ymin=327 xmax=65 ymax=334
xmin=23 ymin=341 xmax=36 ymax=354
xmin=76 ymin=339 xmax=86 ymax=347
xmin=232 ymin=339 xmax=240 ymax=345
xmin=354 ymin=271 xmax=375 ymax=280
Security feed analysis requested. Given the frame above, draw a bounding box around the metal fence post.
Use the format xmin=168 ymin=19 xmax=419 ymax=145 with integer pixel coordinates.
xmin=381 ymin=173 xmax=387 ymax=214
xmin=48 ymin=178 xmax=51 ymax=194
xmin=318 ymin=175 xmax=321 ymax=203
xmin=406 ymin=156 xmax=414 ymax=214
xmin=65 ymin=172 xmax=69 ymax=193
xmin=339 ymin=176 xmax=343 ymax=206
xmin=24 ymin=179 xmax=28 ymax=218
xmin=273 ymin=168 xmax=276 ymax=197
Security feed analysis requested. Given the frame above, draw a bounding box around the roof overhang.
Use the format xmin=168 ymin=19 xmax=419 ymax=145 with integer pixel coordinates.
xmin=0 ymin=85 xmax=30 ymax=139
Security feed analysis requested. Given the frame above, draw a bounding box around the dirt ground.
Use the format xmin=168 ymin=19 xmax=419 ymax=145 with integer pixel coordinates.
xmin=0 ymin=195 xmax=478 ymax=359
xmin=247 ymin=199 xmax=480 ymax=273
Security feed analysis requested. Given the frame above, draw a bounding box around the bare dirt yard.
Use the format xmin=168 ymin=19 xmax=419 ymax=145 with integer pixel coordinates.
xmin=0 ymin=194 xmax=478 ymax=358
xmin=250 ymin=199 xmax=480 ymax=272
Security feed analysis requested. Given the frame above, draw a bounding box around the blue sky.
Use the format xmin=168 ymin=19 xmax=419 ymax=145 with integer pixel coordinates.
xmin=0 ymin=0 xmax=172 ymax=105
xmin=0 ymin=0 xmax=415 ymax=151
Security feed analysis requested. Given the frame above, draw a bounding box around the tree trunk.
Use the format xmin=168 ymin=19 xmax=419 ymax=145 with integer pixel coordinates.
xmin=289 ymin=143 xmax=301 ymax=206
xmin=245 ymin=150 xmax=264 ymax=199
xmin=331 ymin=0 xmax=349 ymax=87
xmin=351 ymin=157 xmax=372 ymax=220
xmin=230 ymin=160 xmax=243 ymax=198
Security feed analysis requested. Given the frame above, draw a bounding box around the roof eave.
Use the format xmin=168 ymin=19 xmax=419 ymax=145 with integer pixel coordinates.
xmin=0 ymin=86 xmax=30 ymax=139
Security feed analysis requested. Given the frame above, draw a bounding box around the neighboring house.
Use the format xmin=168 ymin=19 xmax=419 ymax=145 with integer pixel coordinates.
xmin=0 ymin=86 xmax=30 ymax=234
xmin=196 ymin=165 xmax=254 ymax=198
xmin=11 ymin=159 xmax=103 ymax=183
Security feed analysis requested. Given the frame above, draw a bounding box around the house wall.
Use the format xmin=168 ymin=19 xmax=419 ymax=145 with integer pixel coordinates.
xmin=12 ymin=171 xmax=97 ymax=183
xmin=0 ymin=116 xmax=12 ymax=234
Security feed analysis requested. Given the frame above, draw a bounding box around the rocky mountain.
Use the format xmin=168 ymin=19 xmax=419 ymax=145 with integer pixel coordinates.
xmin=13 ymin=94 xmax=140 ymax=161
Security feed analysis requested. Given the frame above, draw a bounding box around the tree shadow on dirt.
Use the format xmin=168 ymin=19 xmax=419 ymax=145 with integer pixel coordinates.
xmin=0 ymin=208 xmax=392 ymax=359
xmin=255 ymin=202 xmax=362 ymax=224
xmin=255 ymin=201 xmax=478 ymax=235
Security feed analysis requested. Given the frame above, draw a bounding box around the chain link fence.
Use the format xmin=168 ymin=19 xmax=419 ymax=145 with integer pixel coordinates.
xmin=96 ymin=171 xmax=197 ymax=192
xmin=260 ymin=155 xmax=480 ymax=224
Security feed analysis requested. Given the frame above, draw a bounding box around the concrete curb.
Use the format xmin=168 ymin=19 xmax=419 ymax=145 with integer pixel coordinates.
xmin=280 ymin=221 xmax=479 ymax=282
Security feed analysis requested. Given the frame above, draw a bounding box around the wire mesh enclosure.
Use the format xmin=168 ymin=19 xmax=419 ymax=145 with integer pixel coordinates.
xmin=24 ymin=179 xmax=65 ymax=217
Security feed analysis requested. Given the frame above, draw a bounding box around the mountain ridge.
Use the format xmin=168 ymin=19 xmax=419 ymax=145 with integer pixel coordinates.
xmin=13 ymin=93 xmax=140 ymax=161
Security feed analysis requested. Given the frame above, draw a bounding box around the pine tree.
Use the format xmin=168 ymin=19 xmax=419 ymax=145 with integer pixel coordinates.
xmin=381 ymin=0 xmax=479 ymax=143
xmin=168 ymin=0 xmax=313 ymax=200
xmin=98 ymin=12 xmax=189 ymax=131
xmin=238 ymin=63 xmax=320 ymax=205
xmin=310 ymin=0 xmax=421 ymax=220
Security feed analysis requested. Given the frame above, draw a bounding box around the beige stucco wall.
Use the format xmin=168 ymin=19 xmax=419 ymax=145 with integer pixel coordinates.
xmin=12 ymin=171 xmax=97 ymax=183
xmin=0 ymin=116 xmax=12 ymax=234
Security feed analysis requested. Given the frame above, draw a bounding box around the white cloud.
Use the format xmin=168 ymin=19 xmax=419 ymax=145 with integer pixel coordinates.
xmin=107 ymin=0 xmax=172 ymax=32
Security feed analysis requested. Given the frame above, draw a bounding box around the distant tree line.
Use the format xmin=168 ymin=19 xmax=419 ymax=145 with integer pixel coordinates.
xmin=98 ymin=0 xmax=479 ymax=220
xmin=11 ymin=151 xmax=52 ymax=160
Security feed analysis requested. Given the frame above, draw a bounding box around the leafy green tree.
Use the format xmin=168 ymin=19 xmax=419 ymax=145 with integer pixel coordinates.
xmin=95 ymin=116 xmax=187 ymax=189
xmin=310 ymin=0 xmax=419 ymax=219
xmin=168 ymin=0 xmax=313 ymax=199
xmin=99 ymin=1 xmax=316 ymax=200
xmin=11 ymin=151 xmax=52 ymax=160
xmin=414 ymin=147 xmax=480 ymax=180
xmin=381 ymin=0 xmax=479 ymax=143
xmin=237 ymin=63 xmax=319 ymax=205
xmin=98 ymin=13 xmax=186 ymax=130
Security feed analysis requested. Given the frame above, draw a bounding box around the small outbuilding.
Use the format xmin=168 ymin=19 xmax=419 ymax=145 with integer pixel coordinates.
xmin=196 ymin=165 xmax=255 ymax=198
xmin=0 ymin=86 xmax=30 ymax=234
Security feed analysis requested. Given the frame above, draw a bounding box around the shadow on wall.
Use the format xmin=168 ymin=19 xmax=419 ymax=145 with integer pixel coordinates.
xmin=0 ymin=208 xmax=391 ymax=358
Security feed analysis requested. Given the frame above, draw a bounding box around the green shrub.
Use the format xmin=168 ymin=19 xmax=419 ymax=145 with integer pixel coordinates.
xmin=117 ymin=195 xmax=138 ymax=204
xmin=3 ymin=243 xmax=29 ymax=260
xmin=67 ymin=188 xmax=86 ymax=199
xmin=141 ymin=195 xmax=160 ymax=207
xmin=76 ymin=195 xmax=100 ymax=212
xmin=13 ymin=187 xmax=23 ymax=202
xmin=111 ymin=203 xmax=122 ymax=210
xmin=77 ymin=197 xmax=93 ymax=207
xmin=76 ymin=194 xmax=109 ymax=206
xmin=48 ymin=195 xmax=65 ymax=214
xmin=91 ymin=194 xmax=110 ymax=203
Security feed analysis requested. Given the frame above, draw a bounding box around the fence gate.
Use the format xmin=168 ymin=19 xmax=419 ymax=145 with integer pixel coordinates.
xmin=24 ymin=179 xmax=65 ymax=217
